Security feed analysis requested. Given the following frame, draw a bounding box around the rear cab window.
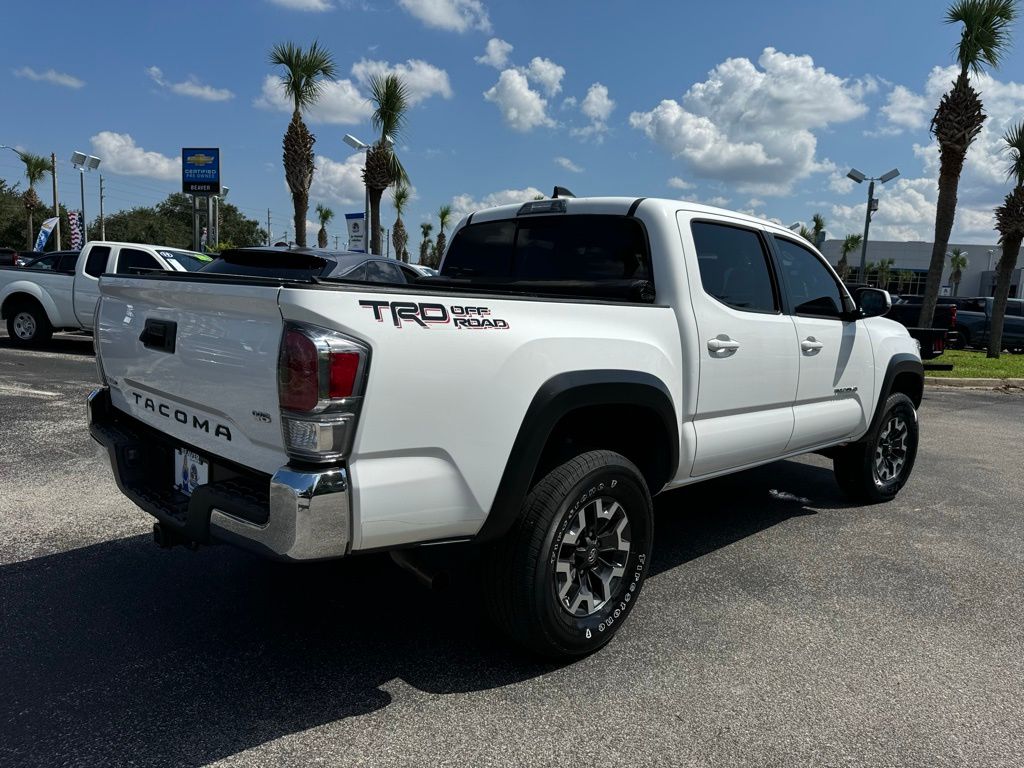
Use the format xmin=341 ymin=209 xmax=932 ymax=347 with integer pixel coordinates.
xmin=84 ymin=246 xmax=112 ymax=278
xmin=115 ymin=249 xmax=163 ymax=275
xmin=441 ymin=214 xmax=652 ymax=299
xmin=201 ymin=250 xmax=332 ymax=280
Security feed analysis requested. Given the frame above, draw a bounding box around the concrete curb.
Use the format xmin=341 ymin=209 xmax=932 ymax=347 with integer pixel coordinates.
xmin=925 ymin=377 xmax=1024 ymax=389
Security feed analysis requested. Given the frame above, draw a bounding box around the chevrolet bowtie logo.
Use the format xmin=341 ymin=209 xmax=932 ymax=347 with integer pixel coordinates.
xmin=186 ymin=153 xmax=215 ymax=166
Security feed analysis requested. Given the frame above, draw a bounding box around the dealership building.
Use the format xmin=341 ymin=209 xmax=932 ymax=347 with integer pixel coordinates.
xmin=820 ymin=239 xmax=1023 ymax=298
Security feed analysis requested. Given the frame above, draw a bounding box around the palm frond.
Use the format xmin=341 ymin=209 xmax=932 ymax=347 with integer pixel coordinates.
xmin=437 ymin=204 xmax=452 ymax=233
xmin=392 ymin=183 xmax=410 ymax=215
xmin=20 ymin=152 xmax=51 ymax=188
xmin=269 ymin=40 xmax=338 ymax=112
xmin=368 ymin=73 xmax=410 ymax=143
xmin=1002 ymin=119 xmax=1024 ymax=186
xmin=315 ymin=203 xmax=334 ymax=227
xmin=946 ymin=0 xmax=1017 ymax=75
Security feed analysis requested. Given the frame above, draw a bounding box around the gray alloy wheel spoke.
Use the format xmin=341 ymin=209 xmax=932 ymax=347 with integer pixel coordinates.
xmin=554 ymin=495 xmax=632 ymax=618
xmin=875 ymin=415 xmax=909 ymax=482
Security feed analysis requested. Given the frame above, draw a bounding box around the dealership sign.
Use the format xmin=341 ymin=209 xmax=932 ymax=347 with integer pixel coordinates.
xmin=182 ymin=148 xmax=220 ymax=195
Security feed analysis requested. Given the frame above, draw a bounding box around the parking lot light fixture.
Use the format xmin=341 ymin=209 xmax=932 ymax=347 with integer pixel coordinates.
xmin=848 ymin=167 xmax=900 ymax=280
xmin=70 ymin=152 xmax=101 ymax=243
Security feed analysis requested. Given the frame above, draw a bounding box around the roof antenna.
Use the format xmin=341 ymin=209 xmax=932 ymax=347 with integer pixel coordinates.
xmin=552 ymin=186 xmax=575 ymax=199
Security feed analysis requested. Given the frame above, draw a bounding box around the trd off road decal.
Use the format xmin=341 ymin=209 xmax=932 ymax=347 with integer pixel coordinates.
xmin=359 ymin=300 xmax=510 ymax=330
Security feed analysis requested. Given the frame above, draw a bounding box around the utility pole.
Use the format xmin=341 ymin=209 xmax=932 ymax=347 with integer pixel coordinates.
xmin=99 ymin=175 xmax=106 ymax=240
xmin=334 ymin=235 xmax=339 ymax=249
xmin=50 ymin=153 xmax=61 ymax=249
xmin=266 ymin=208 xmax=271 ymax=245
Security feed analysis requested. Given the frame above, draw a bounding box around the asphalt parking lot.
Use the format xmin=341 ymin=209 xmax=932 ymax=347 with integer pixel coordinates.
xmin=2 ymin=330 xmax=1023 ymax=767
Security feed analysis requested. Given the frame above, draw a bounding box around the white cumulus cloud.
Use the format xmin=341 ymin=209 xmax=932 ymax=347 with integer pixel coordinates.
xmin=554 ymin=156 xmax=583 ymax=173
xmin=475 ymin=38 xmax=513 ymax=69
xmin=572 ymin=82 xmax=615 ymax=141
xmin=630 ymin=47 xmax=869 ymax=195
xmin=14 ymin=66 xmax=84 ymax=89
xmin=351 ymin=58 xmax=452 ymax=105
xmin=255 ymin=74 xmax=372 ymax=124
xmin=148 ymin=66 xmax=234 ymax=102
xmin=667 ymin=177 xmax=695 ymax=190
xmin=398 ymin=0 xmax=491 ymax=33
xmin=90 ymin=132 xmax=180 ymax=180
xmin=523 ymin=57 xmax=565 ymax=97
xmin=450 ymin=186 xmax=545 ymax=221
xmin=268 ymin=0 xmax=333 ymax=10
xmin=880 ymin=85 xmax=930 ymax=133
xmin=484 ymin=69 xmax=555 ymax=132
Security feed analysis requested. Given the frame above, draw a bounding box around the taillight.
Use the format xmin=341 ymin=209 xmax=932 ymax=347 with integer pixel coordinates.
xmin=277 ymin=323 xmax=369 ymax=462
xmin=328 ymin=352 xmax=360 ymax=399
xmin=279 ymin=330 xmax=319 ymax=411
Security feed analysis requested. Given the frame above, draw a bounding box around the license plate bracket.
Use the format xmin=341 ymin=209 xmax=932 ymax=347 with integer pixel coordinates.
xmin=174 ymin=448 xmax=209 ymax=496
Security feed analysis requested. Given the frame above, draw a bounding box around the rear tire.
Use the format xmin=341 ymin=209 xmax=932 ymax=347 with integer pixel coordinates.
xmin=953 ymin=325 xmax=970 ymax=350
xmin=834 ymin=393 xmax=918 ymax=504
xmin=485 ymin=450 xmax=653 ymax=658
xmin=6 ymin=302 xmax=52 ymax=347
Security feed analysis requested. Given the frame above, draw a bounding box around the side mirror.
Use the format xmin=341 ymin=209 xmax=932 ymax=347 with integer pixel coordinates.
xmin=854 ymin=287 xmax=891 ymax=319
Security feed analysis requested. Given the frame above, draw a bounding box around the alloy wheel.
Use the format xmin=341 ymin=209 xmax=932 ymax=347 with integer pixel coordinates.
xmin=554 ymin=496 xmax=632 ymax=617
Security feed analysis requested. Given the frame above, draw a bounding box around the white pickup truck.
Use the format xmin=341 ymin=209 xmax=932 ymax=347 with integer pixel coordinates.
xmin=87 ymin=197 xmax=923 ymax=657
xmin=0 ymin=241 xmax=209 ymax=346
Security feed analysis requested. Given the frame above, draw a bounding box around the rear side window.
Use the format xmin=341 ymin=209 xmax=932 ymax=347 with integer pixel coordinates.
xmin=772 ymin=236 xmax=846 ymax=318
xmin=441 ymin=215 xmax=649 ymax=283
xmin=443 ymin=220 xmax=515 ymax=279
xmin=365 ymin=260 xmax=404 ymax=283
xmin=691 ymin=221 xmax=777 ymax=313
xmin=27 ymin=254 xmax=59 ymax=270
xmin=57 ymin=252 xmax=79 ymax=272
xmin=115 ymin=249 xmax=162 ymax=275
xmin=84 ymin=246 xmax=111 ymax=277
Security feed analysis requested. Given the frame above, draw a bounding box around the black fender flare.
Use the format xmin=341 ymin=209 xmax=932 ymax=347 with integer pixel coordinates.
xmin=474 ymin=370 xmax=678 ymax=543
xmin=864 ymin=353 xmax=923 ymax=438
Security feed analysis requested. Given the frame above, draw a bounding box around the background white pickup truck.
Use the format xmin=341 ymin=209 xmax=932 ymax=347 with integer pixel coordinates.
xmin=88 ymin=197 xmax=924 ymax=657
xmin=0 ymin=241 xmax=209 ymax=345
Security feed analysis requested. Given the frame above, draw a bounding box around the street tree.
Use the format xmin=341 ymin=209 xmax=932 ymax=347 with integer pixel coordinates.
xmin=948 ymin=247 xmax=969 ymax=295
xmin=918 ymin=0 xmax=1017 ymax=327
xmin=990 ymin=120 xmax=1024 ymax=357
xmin=419 ymin=221 xmax=433 ymax=266
xmin=838 ymin=233 xmax=863 ymax=281
xmin=316 ymin=203 xmax=334 ymax=248
xmin=391 ymin=183 xmax=410 ymax=262
xmin=364 ymin=74 xmax=409 ymax=256
xmin=269 ymin=40 xmax=337 ymax=247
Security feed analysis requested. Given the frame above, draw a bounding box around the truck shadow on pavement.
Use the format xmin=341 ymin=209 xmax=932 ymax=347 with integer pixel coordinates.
xmin=0 ymin=460 xmax=848 ymax=767
xmin=0 ymin=332 xmax=95 ymax=357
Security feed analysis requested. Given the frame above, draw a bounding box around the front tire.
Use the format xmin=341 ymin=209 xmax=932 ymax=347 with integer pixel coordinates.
xmin=485 ymin=450 xmax=653 ymax=658
xmin=834 ymin=393 xmax=919 ymax=503
xmin=6 ymin=303 xmax=52 ymax=347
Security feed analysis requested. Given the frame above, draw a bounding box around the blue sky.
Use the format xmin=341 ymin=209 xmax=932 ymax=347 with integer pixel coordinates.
xmin=4 ymin=0 xmax=1024 ymax=249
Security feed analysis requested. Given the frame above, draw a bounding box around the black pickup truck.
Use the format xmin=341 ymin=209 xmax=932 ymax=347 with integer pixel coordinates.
xmin=841 ymin=288 xmax=955 ymax=360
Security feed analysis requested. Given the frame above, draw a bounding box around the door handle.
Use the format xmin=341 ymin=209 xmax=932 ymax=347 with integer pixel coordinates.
xmin=801 ymin=337 xmax=824 ymax=353
xmin=707 ymin=337 xmax=740 ymax=353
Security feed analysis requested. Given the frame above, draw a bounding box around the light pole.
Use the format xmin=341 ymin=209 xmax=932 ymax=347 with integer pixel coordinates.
xmin=343 ymin=134 xmax=371 ymax=253
xmin=847 ymin=167 xmax=899 ymax=282
xmin=70 ymin=151 xmax=101 ymax=243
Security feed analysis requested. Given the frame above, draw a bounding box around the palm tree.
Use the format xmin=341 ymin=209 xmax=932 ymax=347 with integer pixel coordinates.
xmin=837 ymin=233 xmax=863 ymax=281
xmin=918 ymin=0 xmax=1017 ymax=327
xmin=315 ymin=203 xmax=334 ymax=248
xmin=269 ymin=40 xmax=337 ymax=247
xmin=810 ymin=212 xmax=826 ymax=247
xmin=798 ymin=224 xmax=815 ymax=245
xmin=948 ymin=247 xmax=969 ymax=295
xmin=391 ymin=183 xmax=410 ymax=262
xmin=364 ymin=74 xmax=410 ymax=256
xmin=897 ymin=270 xmax=916 ymax=294
xmin=990 ymin=120 xmax=1024 ymax=358
xmin=18 ymin=152 xmax=50 ymax=250
xmin=876 ymin=258 xmax=895 ymax=291
xmin=433 ymin=205 xmax=452 ymax=266
xmin=419 ymin=222 xmax=433 ymax=266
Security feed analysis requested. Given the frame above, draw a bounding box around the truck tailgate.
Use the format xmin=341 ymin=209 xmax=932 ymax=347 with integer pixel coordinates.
xmin=96 ymin=277 xmax=287 ymax=474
